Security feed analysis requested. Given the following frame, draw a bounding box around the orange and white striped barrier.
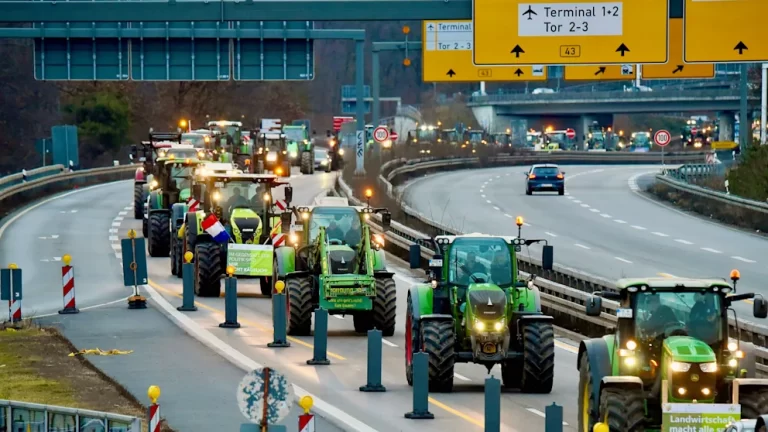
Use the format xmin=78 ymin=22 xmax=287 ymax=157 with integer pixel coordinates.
xmin=298 ymin=396 xmax=315 ymax=432
xmin=148 ymin=385 xmax=161 ymax=432
xmin=59 ymin=254 xmax=79 ymax=314
xmin=9 ymin=299 xmax=21 ymax=322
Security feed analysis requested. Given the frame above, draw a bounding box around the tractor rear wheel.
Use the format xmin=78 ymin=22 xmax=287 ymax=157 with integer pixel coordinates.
xmin=373 ymin=277 xmax=397 ymax=336
xmin=519 ymin=321 xmax=555 ymax=393
xmin=148 ymin=212 xmax=170 ymax=257
xmin=300 ymin=152 xmax=312 ymax=174
xmin=287 ymin=277 xmax=313 ymax=336
xmin=195 ymin=242 xmax=222 ymax=297
xmin=578 ymin=351 xmax=597 ymax=432
xmin=739 ymin=387 xmax=768 ymax=419
xmin=598 ymin=387 xmax=645 ymax=431
xmin=171 ymin=236 xmax=183 ymax=278
xmin=405 ymin=294 xmax=420 ymax=387
xmin=133 ymin=183 xmax=144 ymax=219
xmin=142 ymin=217 xmax=148 ymax=238
xmin=421 ymin=320 xmax=455 ymax=392
xmin=259 ymin=259 xmax=276 ymax=297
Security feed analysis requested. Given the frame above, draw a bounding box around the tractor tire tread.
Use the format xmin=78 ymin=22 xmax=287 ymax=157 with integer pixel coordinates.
xmin=133 ymin=184 xmax=144 ymax=219
xmin=373 ymin=277 xmax=397 ymax=336
xmin=148 ymin=212 xmax=171 ymax=257
xmin=195 ymin=243 xmax=222 ymax=297
xmin=520 ymin=321 xmax=555 ymax=393
xmin=287 ymin=277 xmax=313 ymax=336
xmin=599 ymin=387 xmax=645 ymax=431
xmin=422 ymin=320 xmax=455 ymax=392
xmin=739 ymin=388 xmax=768 ymax=420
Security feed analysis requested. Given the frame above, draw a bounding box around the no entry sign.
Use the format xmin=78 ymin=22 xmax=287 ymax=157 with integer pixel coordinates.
xmin=373 ymin=126 xmax=389 ymax=143
xmin=565 ymin=128 xmax=576 ymax=139
xmin=654 ymin=129 xmax=671 ymax=147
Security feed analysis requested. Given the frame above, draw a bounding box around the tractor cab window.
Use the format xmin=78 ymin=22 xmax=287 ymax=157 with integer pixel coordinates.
xmin=212 ymin=181 xmax=266 ymax=221
xmin=417 ymin=128 xmax=437 ymax=142
xmin=468 ymin=131 xmax=483 ymax=144
xmin=309 ymin=207 xmax=362 ymax=247
xmin=181 ymin=133 xmax=206 ymax=148
xmin=171 ymin=166 xmax=194 ymax=190
xmin=168 ymin=149 xmax=198 ymax=160
xmin=284 ymin=128 xmax=306 ymax=143
xmin=635 ymin=291 xmax=723 ymax=346
xmin=448 ymin=238 xmax=513 ymax=287
xmin=262 ymin=134 xmax=284 ymax=152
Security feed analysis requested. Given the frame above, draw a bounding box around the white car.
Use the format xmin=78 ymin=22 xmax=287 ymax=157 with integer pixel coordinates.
xmin=724 ymin=420 xmax=757 ymax=431
xmin=314 ymin=148 xmax=332 ymax=173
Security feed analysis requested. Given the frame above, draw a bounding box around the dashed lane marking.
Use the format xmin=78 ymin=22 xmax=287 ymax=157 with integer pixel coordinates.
xmin=526 ymin=408 xmax=569 ymax=426
xmin=493 ymin=206 xmax=500 ymax=211
xmin=454 ymin=373 xmax=471 ymax=381
xmin=486 ymin=200 xmax=492 ymax=204
xmin=631 ymin=225 xmax=646 ymax=230
xmin=573 ymin=200 xmax=582 ymax=204
xmin=575 ymin=244 xmax=590 ymax=250
xmin=600 ymin=214 xmax=612 ymax=218
xmin=733 ymin=256 xmax=756 ymax=263
xmin=614 ymin=219 xmax=627 ymax=224
xmin=701 ymin=247 xmax=722 ymax=254
xmin=652 ymin=232 xmax=669 ymax=237
xmin=382 ymin=339 xmax=398 ymax=348
xmin=545 ymin=232 xmax=557 ymax=237
xmin=580 ymin=204 xmax=590 ymax=208
xmin=615 ymin=257 xmax=633 ymax=264
xmin=675 ymin=239 xmax=693 ymax=245
xmin=589 ymin=209 xmax=600 ymax=213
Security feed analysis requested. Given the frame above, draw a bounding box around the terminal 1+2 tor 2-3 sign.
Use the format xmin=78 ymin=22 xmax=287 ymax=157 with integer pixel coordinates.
xmin=422 ymin=20 xmax=547 ymax=82
xmin=472 ymin=0 xmax=669 ymax=66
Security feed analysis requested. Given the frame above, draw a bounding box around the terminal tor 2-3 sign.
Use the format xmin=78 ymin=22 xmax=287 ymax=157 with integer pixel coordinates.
xmin=33 ymin=21 xmax=315 ymax=81
xmin=422 ymin=20 xmax=546 ymax=82
xmin=472 ymin=0 xmax=669 ymax=66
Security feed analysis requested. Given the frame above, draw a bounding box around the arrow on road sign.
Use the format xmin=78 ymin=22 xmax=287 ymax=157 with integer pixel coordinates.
xmin=595 ymin=67 xmax=606 ymax=76
xmin=616 ymin=44 xmax=630 ymax=57
xmin=428 ymin=24 xmax=434 ymax=30
xmin=673 ymin=65 xmax=684 ymax=74
xmin=514 ymin=69 xmax=523 ymax=77
xmin=446 ymin=69 xmax=456 ymax=77
xmin=734 ymin=41 xmax=748 ymax=55
xmin=511 ymin=45 xmax=525 ymax=58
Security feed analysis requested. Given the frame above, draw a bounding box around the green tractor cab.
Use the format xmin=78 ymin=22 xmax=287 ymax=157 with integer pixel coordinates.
xmin=145 ymin=157 xmax=205 ymax=257
xmin=283 ymin=125 xmax=314 ymax=173
xmin=253 ymin=132 xmax=292 ymax=178
xmin=207 ymin=120 xmax=251 ymax=169
xmin=183 ymin=172 xmax=291 ymax=297
xmin=581 ymin=272 xmax=768 ymax=431
xmin=130 ymin=131 xmax=182 ymax=220
xmin=273 ymin=195 xmax=396 ymax=337
xmin=325 ymin=130 xmax=345 ymax=171
xmin=405 ymin=218 xmax=556 ymax=393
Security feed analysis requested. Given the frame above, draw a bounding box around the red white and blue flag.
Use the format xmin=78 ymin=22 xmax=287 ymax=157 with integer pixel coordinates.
xmin=201 ymin=214 xmax=230 ymax=243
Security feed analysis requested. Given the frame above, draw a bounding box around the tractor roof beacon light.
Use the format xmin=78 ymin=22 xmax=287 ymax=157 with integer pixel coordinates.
xmin=515 ymin=216 xmax=524 ymax=237
xmin=731 ymin=269 xmax=740 ymax=292
xmin=364 ymin=188 xmax=373 ymax=208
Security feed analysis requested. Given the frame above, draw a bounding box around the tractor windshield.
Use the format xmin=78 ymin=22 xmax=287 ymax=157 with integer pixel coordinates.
xmin=284 ymin=128 xmax=306 ymax=143
xmin=634 ymin=291 xmax=723 ymax=346
xmin=214 ymin=181 xmax=267 ymax=220
xmin=171 ymin=166 xmax=194 ymax=189
xmin=181 ymin=133 xmax=207 ymax=148
xmin=262 ymin=135 xmax=284 ymax=152
xmin=309 ymin=207 xmax=362 ymax=247
xmin=448 ymin=237 xmax=513 ymax=287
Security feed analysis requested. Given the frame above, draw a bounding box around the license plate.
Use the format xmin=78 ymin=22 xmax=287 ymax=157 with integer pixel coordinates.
xmin=483 ymin=343 xmax=497 ymax=354
xmin=541 ymin=184 xmax=552 ymax=187
xmin=429 ymin=259 xmax=443 ymax=267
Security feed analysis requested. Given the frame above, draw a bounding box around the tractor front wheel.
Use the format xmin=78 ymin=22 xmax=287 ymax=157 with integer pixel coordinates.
xmin=519 ymin=321 xmax=555 ymax=393
xmin=739 ymin=387 xmax=768 ymax=420
xmin=287 ymin=277 xmax=313 ymax=336
xmin=405 ymin=294 xmax=420 ymax=387
xmin=133 ymin=183 xmax=144 ymax=219
xmin=300 ymin=152 xmax=312 ymax=175
xmin=171 ymin=236 xmax=183 ymax=278
xmin=148 ymin=212 xmax=171 ymax=257
xmin=195 ymin=242 xmax=222 ymax=297
xmin=373 ymin=277 xmax=397 ymax=336
xmin=598 ymin=387 xmax=645 ymax=431
xmin=421 ymin=319 xmax=455 ymax=392
xmin=578 ymin=351 xmax=597 ymax=432
xmin=259 ymin=259 xmax=276 ymax=297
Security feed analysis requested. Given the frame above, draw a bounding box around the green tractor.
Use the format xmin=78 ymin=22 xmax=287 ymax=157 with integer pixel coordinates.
xmin=207 ymin=120 xmax=251 ymax=168
xmin=274 ymin=196 xmax=396 ymax=336
xmin=581 ymin=271 xmax=768 ymax=431
xmin=404 ymin=217 xmax=556 ymax=393
xmin=145 ymin=157 xmax=205 ymax=257
xmin=283 ymin=125 xmax=314 ymax=174
xmin=183 ymin=172 xmax=291 ymax=297
xmin=253 ymin=131 xmax=292 ymax=178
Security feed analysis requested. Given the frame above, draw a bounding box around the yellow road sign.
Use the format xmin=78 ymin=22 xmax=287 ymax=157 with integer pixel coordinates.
xmin=644 ymin=18 xmax=714 ymax=79
xmin=473 ymin=0 xmax=669 ymax=66
xmin=422 ymin=21 xmax=547 ymax=82
xmin=564 ymin=64 xmax=635 ymax=80
xmin=684 ymin=0 xmax=766 ymax=63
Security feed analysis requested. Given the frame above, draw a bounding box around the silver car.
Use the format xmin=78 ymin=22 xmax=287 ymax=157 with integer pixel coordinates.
xmin=724 ymin=420 xmax=758 ymax=432
xmin=314 ymin=148 xmax=331 ymax=173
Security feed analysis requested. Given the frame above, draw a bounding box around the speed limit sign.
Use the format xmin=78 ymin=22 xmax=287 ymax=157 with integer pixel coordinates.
xmin=373 ymin=126 xmax=389 ymax=143
xmin=654 ymin=129 xmax=671 ymax=147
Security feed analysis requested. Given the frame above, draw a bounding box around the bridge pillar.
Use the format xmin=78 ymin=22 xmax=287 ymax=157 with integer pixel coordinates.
xmin=718 ymin=112 xmax=735 ymax=141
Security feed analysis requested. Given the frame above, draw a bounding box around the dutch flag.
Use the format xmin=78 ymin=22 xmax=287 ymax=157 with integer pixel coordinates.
xmin=201 ymin=214 xmax=230 ymax=243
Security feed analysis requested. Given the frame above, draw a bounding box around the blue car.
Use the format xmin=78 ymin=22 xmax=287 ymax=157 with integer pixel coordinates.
xmin=525 ymin=164 xmax=565 ymax=195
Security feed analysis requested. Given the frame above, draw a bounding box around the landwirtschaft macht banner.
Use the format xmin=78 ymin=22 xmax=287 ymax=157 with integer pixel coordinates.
xmin=227 ymin=244 xmax=273 ymax=276
xmin=662 ymin=403 xmax=740 ymax=432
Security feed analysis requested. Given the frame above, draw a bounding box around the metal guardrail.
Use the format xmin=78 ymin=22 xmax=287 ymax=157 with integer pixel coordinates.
xmin=337 ymin=154 xmax=768 ymax=375
xmin=0 ymin=165 xmax=66 ymax=191
xmin=656 ymin=172 xmax=768 ymax=215
xmin=1 ymin=399 xmax=142 ymax=432
xmin=468 ymin=88 xmax=754 ymax=105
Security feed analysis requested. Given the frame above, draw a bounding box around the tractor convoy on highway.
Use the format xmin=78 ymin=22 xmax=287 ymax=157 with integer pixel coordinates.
xmin=127 ymin=118 xmax=768 ymax=430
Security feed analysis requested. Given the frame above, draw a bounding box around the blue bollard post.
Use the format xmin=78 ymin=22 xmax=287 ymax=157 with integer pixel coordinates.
xmin=404 ymin=352 xmax=434 ymax=419
xmin=177 ymin=252 xmax=197 ymax=312
xmin=485 ymin=376 xmax=501 ymax=432
xmin=240 ymin=425 xmax=287 ymax=432
xmin=306 ymin=308 xmax=330 ymax=365
xmin=268 ymin=280 xmax=290 ymax=348
xmin=219 ymin=267 xmax=240 ymax=328
xmin=360 ymin=329 xmax=386 ymax=392
xmin=544 ymin=403 xmax=564 ymax=432
xmin=409 ymin=244 xmax=421 ymax=269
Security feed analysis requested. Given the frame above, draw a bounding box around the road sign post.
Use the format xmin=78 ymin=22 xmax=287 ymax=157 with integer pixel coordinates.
xmin=404 ymin=352 xmax=434 ymax=419
xmin=473 ymin=0 xmax=669 ymax=65
xmin=237 ymin=367 xmax=293 ymax=432
xmin=654 ymin=129 xmax=671 ymax=168
xmin=122 ymin=230 xmax=148 ymax=309
xmin=684 ymin=0 xmax=768 ymax=63
xmin=422 ymin=20 xmax=546 ymax=82
xmin=220 ymin=266 xmax=241 ymax=328
xmin=485 ymin=376 xmax=501 ymax=432
xmin=1 ymin=265 xmax=22 ymax=323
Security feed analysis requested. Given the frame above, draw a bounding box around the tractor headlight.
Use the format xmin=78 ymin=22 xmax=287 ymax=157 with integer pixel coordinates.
xmin=699 ymin=362 xmax=718 ymax=373
xmin=320 ymin=159 xmax=328 ymax=165
xmin=289 ymin=151 xmax=298 ymax=158
xmin=289 ymin=232 xmax=298 ymax=245
xmin=266 ymin=152 xmax=277 ymax=162
xmin=372 ymin=233 xmax=385 ymax=247
xmin=338 ymin=148 xmax=345 ymax=156
xmin=474 ymin=321 xmax=485 ymax=331
xmin=626 ymin=340 xmax=637 ymax=350
xmin=150 ymin=180 xmax=158 ymax=189
xmin=212 ymin=191 xmax=221 ymax=202
xmin=624 ymin=357 xmax=637 ymax=367
xmin=493 ymin=321 xmax=504 ymax=331
xmin=728 ymin=341 xmax=739 ymax=352
xmin=198 ymin=151 xmax=205 ymax=158
xmin=729 ymin=358 xmax=738 ymax=368
xmin=671 ymin=361 xmax=691 ymax=372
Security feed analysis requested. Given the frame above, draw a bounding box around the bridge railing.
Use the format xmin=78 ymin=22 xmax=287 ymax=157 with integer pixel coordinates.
xmin=0 ymin=165 xmax=66 ymax=191
xmin=336 ymin=153 xmax=768 ymax=375
xmin=468 ymin=88 xmax=748 ymax=104
xmin=1 ymin=399 xmax=142 ymax=432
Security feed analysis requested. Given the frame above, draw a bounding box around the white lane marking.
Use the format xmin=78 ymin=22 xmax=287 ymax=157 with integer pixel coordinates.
xmin=40 ymin=259 xmax=50 ymax=262
xmin=614 ymin=219 xmax=627 ymax=224
xmin=118 ymin=211 xmax=127 ymax=216
xmin=615 ymin=257 xmax=633 ymax=264
xmin=115 ymin=253 xmax=122 ymax=259
xmin=631 ymin=225 xmax=646 ymax=230
xmin=504 ymin=214 xmax=512 ymax=218
xmin=114 ymin=216 xmax=124 ymax=221
xmin=481 ymin=194 xmax=486 ymax=198
xmin=109 ymin=228 xmax=118 ymax=234
xmin=580 ymin=204 xmax=590 ymax=208
xmin=53 ymin=256 xmax=62 ymax=261
xmin=493 ymin=206 xmax=500 ymax=211
xmin=112 ymin=244 xmax=122 ymax=251
xmin=652 ymin=232 xmax=669 ymax=237
xmin=454 ymin=373 xmax=471 ymax=381
xmin=545 ymin=232 xmax=558 ymax=237
xmin=495 ymin=175 xmax=500 ymax=179
xmin=573 ymin=200 xmax=582 ymax=203
xmin=701 ymin=247 xmax=722 ymax=254
xmin=567 ymin=196 xmax=575 ymax=200
xmin=111 ymin=222 xmax=121 ymax=227
xmin=589 ymin=209 xmax=600 ymax=213
xmin=486 ymin=200 xmax=492 ymax=204
xmin=526 ymin=408 xmax=569 ymax=426
xmin=600 ymin=214 xmax=612 ymax=218
xmin=733 ymin=256 xmax=756 ymax=263
xmin=333 ymin=315 xmax=345 ymax=320
xmin=70 ymin=209 xmax=78 ymax=213
xmin=124 ymin=206 xmax=132 ymax=210
xmin=109 ymin=235 xmax=119 ymax=241
xmin=575 ymin=244 xmax=590 ymax=250
xmin=143 ymin=284 xmax=381 ymax=432
xmin=382 ymin=339 xmax=398 ymax=348
xmin=51 ymin=234 xmax=59 ymax=239
xmin=675 ymin=239 xmax=693 ymax=245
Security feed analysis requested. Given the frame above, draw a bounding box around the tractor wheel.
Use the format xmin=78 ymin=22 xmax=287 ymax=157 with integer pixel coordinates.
xmin=578 ymin=351 xmax=598 ymax=432
xmin=372 ymin=277 xmax=397 ymax=337
xmin=133 ymin=184 xmax=144 ymax=219
xmin=739 ymin=387 xmax=768 ymax=419
xmin=172 ymin=236 xmax=183 ymax=278
xmin=598 ymin=387 xmax=645 ymax=431
xmin=256 ymin=160 xmax=265 ymax=174
xmin=170 ymin=236 xmax=178 ymax=276
xmin=286 ymin=277 xmax=313 ymax=336
xmin=195 ymin=242 xmax=222 ymax=297
xmin=259 ymin=259 xmax=276 ymax=298
xmin=405 ymin=294 xmax=420 ymax=387
xmin=148 ymin=212 xmax=170 ymax=257
xmin=353 ymin=314 xmax=373 ymax=333
xmin=519 ymin=321 xmax=555 ymax=393
xmin=421 ymin=319 xmax=455 ymax=392
xmin=142 ymin=217 xmax=148 ymax=238
xmin=300 ymin=152 xmax=312 ymax=175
